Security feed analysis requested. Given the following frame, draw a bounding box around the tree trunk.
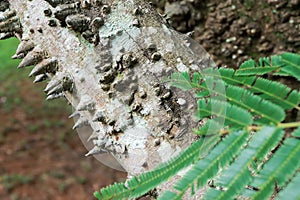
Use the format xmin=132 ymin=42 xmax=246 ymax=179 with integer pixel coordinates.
xmin=1 ymin=0 xmax=213 ymax=197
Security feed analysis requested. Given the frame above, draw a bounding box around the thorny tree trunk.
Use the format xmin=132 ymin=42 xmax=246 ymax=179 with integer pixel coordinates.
xmin=0 ymin=0 xmax=213 ymax=198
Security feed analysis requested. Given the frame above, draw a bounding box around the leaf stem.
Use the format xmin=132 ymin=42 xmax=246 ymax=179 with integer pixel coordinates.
xmin=278 ymin=121 xmax=300 ymax=129
xmin=246 ymin=122 xmax=300 ymax=132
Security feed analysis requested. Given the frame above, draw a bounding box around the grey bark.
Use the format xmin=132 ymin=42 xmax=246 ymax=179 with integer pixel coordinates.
xmin=1 ymin=0 xmax=213 ymax=198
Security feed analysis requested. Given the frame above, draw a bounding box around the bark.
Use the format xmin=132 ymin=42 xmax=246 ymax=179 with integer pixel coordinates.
xmin=1 ymin=0 xmax=213 ymax=198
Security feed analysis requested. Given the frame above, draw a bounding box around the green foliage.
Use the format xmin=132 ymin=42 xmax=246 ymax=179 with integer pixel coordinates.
xmin=277 ymin=172 xmax=300 ymax=200
xmin=0 ymin=38 xmax=20 ymax=80
xmin=203 ymin=127 xmax=283 ymax=200
xmin=94 ymin=52 xmax=300 ymax=199
xmin=161 ymin=130 xmax=249 ymax=200
xmin=235 ymin=53 xmax=300 ymax=81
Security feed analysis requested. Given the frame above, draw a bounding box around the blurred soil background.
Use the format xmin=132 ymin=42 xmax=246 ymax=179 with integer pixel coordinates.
xmin=0 ymin=0 xmax=299 ymax=199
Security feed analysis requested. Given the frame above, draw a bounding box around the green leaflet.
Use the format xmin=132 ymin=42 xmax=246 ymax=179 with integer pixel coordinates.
xmin=281 ymin=52 xmax=300 ymax=81
xmin=203 ymin=68 xmax=300 ymax=110
xmin=159 ymin=131 xmax=248 ymax=200
xmin=196 ymin=99 xmax=253 ymax=128
xmin=203 ymin=127 xmax=283 ymax=200
xmin=194 ymin=77 xmax=285 ymax=124
xmin=242 ymin=137 xmax=300 ymax=199
xmin=234 ymin=53 xmax=300 ymax=81
xmin=248 ymin=77 xmax=300 ymax=110
xmin=158 ymin=191 xmax=178 ymax=200
xmin=224 ymin=83 xmax=285 ymax=124
xmin=277 ymin=172 xmax=300 ymax=200
xmin=236 ymin=58 xmax=280 ymax=76
xmin=95 ymin=135 xmax=220 ymax=200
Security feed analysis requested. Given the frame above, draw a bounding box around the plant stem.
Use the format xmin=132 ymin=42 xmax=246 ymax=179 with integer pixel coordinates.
xmin=278 ymin=121 xmax=300 ymax=129
xmin=246 ymin=122 xmax=300 ymax=132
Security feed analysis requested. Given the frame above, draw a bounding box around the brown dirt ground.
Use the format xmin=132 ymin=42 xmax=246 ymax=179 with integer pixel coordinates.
xmin=0 ymin=0 xmax=299 ymax=200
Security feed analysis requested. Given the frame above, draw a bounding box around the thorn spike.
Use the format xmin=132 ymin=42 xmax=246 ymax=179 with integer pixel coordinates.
xmin=14 ymin=40 xmax=35 ymax=58
xmin=47 ymin=85 xmax=63 ymax=95
xmin=33 ymin=74 xmax=48 ymax=83
xmin=29 ymin=58 xmax=58 ymax=77
xmin=46 ymin=93 xmax=64 ymax=100
xmin=68 ymin=111 xmax=80 ymax=119
xmin=44 ymin=72 xmax=73 ymax=93
xmin=17 ymin=46 xmax=44 ymax=68
xmin=72 ymin=117 xmax=89 ymax=130
xmin=12 ymin=53 xmax=25 ymax=59
xmin=44 ymin=72 xmax=64 ymax=92
xmin=44 ymin=79 xmax=61 ymax=93
xmin=85 ymin=146 xmax=106 ymax=156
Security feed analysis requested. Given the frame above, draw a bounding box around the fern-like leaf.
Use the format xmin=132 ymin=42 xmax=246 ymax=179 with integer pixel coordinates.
xmin=159 ymin=130 xmax=249 ymax=200
xmin=196 ymin=99 xmax=253 ymax=128
xmin=242 ymin=137 xmax=300 ymax=199
xmin=195 ymin=77 xmax=286 ymax=124
xmin=236 ymin=58 xmax=279 ymax=76
xmin=203 ymin=68 xmax=300 ymax=110
xmin=224 ymin=83 xmax=285 ymax=124
xmin=203 ymin=127 xmax=283 ymax=200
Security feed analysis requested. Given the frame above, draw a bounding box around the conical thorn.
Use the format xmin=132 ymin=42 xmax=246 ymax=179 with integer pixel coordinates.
xmin=46 ymin=93 xmax=64 ymax=100
xmin=44 ymin=78 xmax=61 ymax=93
xmin=29 ymin=57 xmax=58 ymax=77
xmin=17 ymin=46 xmax=44 ymax=68
xmin=72 ymin=117 xmax=89 ymax=130
xmin=14 ymin=40 xmax=34 ymax=58
xmin=44 ymin=72 xmax=73 ymax=93
xmin=12 ymin=53 xmax=25 ymax=59
xmin=69 ymin=111 xmax=80 ymax=119
xmin=85 ymin=146 xmax=106 ymax=156
xmin=47 ymin=85 xmax=63 ymax=95
xmin=33 ymin=74 xmax=48 ymax=83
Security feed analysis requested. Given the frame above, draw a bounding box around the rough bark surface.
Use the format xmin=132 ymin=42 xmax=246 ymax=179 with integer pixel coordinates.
xmin=1 ymin=0 xmax=213 ymax=197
